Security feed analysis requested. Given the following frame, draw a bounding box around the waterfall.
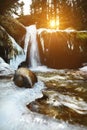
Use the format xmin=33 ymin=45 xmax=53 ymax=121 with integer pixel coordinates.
xmin=24 ymin=26 xmax=30 ymax=55
xmin=24 ymin=25 xmax=41 ymax=68
xmin=10 ymin=27 xmax=87 ymax=69
xmin=10 ymin=25 xmax=41 ymax=69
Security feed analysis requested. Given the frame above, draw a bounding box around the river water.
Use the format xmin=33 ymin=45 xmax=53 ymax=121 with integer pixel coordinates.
xmin=0 ymin=25 xmax=87 ymax=130
xmin=0 ymin=63 xmax=87 ymax=130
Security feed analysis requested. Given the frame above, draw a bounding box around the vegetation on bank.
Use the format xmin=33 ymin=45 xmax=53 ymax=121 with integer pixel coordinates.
xmin=76 ymin=32 xmax=87 ymax=40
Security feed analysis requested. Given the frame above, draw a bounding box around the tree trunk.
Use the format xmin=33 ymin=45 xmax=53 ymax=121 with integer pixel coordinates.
xmin=0 ymin=15 xmax=26 ymax=48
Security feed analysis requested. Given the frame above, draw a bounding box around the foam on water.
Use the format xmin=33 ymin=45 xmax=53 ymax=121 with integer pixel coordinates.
xmin=0 ymin=78 xmax=86 ymax=130
xmin=30 ymin=65 xmax=59 ymax=72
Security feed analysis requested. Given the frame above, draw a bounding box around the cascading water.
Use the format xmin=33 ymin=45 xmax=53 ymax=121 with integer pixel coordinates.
xmin=9 ymin=25 xmax=41 ymax=69
xmin=10 ymin=27 xmax=87 ymax=69
xmin=24 ymin=25 xmax=41 ymax=68
xmin=24 ymin=26 xmax=30 ymax=55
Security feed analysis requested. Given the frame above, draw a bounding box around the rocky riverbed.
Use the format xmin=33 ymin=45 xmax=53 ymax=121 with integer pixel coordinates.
xmin=0 ymin=60 xmax=87 ymax=130
xmin=28 ymin=67 xmax=87 ymax=126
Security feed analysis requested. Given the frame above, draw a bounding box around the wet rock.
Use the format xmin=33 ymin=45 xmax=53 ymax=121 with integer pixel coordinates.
xmin=37 ymin=29 xmax=87 ymax=69
xmin=0 ymin=15 xmax=26 ymax=48
xmin=0 ymin=25 xmax=24 ymax=63
xmin=13 ymin=67 xmax=37 ymax=88
xmin=0 ymin=25 xmax=13 ymax=62
xmin=18 ymin=61 xmax=29 ymax=68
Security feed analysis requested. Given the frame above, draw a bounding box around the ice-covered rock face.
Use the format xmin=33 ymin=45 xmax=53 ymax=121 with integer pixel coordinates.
xmin=0 ymin=57 xmax=14 ymax=76
xmin=0 ymin=57 xmax=5 ymax=63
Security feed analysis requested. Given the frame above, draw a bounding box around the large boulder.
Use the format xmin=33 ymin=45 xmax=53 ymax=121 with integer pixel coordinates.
xmin=13 ymin=67 xmax=37 ymax=88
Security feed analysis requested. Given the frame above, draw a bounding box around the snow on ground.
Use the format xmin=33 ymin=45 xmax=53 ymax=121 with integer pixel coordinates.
xmin=79 ymin=66 xmax=87 ymax=72
xmin=0 ymin=79 xmax=86 ymax=130
xmin=0 ymin=59 xmax=86 ymax=130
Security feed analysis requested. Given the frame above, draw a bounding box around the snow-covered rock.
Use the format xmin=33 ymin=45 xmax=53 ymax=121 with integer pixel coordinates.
xmin=79 ymin=66 xmax=87 ymax=72
xmin=0 ymin=57 xmax=14 ymax=76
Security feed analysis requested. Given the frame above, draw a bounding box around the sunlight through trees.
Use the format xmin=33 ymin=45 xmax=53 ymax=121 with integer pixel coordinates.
xmin=29 ymin=0 xmax=87 ymax=29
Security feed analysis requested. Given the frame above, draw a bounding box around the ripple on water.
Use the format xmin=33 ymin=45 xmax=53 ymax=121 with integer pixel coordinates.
xmin=27 ymin=69 xmax=87 ymax=127
xmin=0 ymin=68 xmax=87 ymax=130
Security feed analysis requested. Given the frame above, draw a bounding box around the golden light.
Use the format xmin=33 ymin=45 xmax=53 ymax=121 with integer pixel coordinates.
xmin=56 ymin=20 xmax=59 ymax=27
xmin=50 ymin=20 xmax=56 ymax=28
xmin=49 ymin=19 xmax=59 ymax=29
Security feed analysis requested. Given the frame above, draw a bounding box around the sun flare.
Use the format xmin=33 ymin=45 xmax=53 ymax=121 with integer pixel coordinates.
xmin=50 ymin=20 xmax=55 ymax=28
xmin=49 ymin=19 xmax=59 ymax=29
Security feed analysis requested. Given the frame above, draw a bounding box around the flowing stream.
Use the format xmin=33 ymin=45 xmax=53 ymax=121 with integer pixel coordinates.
xmin=0 ymin=26 xmax=87 ymax=130
xmin=0 ymin=65 xmax=87 ymax=130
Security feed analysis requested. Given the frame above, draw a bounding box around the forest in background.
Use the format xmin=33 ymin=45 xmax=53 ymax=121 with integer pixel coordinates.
xmin=0 ymin=0 xmax=87 ymax=30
